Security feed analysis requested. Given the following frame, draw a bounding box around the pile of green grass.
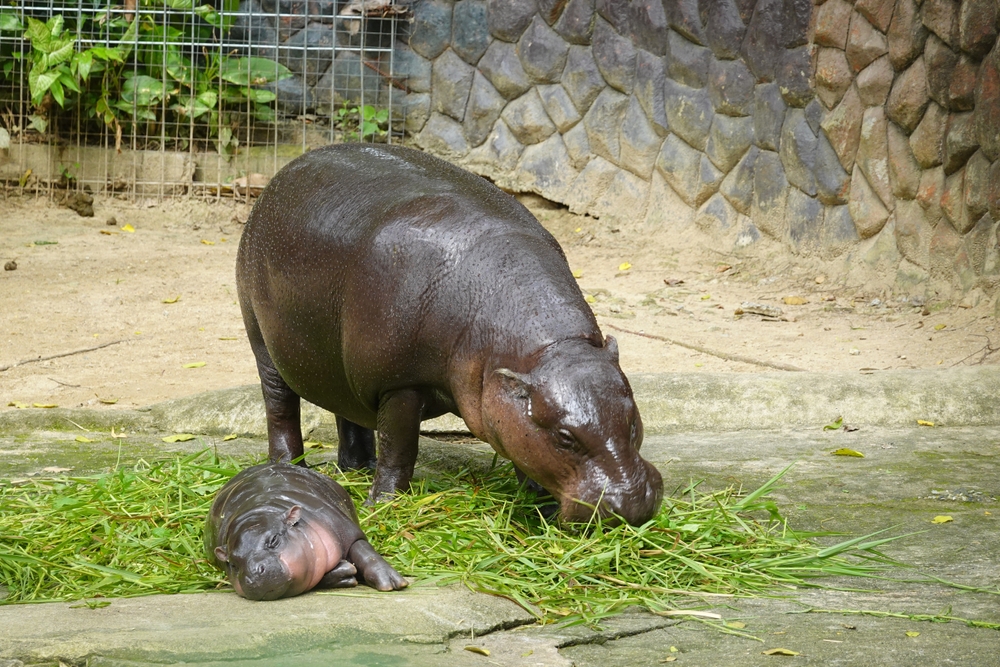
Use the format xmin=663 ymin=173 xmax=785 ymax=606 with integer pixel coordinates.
xmin=0 ymin=450 xmax=900 ymax=623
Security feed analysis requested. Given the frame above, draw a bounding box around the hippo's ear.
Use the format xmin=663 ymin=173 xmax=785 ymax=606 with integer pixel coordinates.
xmin=214 ymin=546 xmax=229 ymax=563
xmin=495 ymin=368 xmax=532 ymax=400
xmin=284 ymin=505 xmax=301 ymax=527
xmin=604 ymin=335 xmax=619 ymax=362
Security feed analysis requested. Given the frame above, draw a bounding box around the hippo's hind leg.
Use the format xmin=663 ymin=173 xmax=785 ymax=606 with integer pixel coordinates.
xmin=317 ymin=560 xmax=358 ymax=589
xmin=243 ymin=310 xmax=304 ymax=464
xmin=348 ymin=540 xmax=408 ymax=591
xmin=336 ymin=416 xmax=377 ymax=471
xmin=369 ymin=389 xmax=424 ymax=503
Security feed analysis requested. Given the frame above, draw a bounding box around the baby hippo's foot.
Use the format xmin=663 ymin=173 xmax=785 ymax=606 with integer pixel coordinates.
xmin=349 ymin=540 xmax=409 ymax=591
xmin=317 ymin=560 xmax=358 ymax=588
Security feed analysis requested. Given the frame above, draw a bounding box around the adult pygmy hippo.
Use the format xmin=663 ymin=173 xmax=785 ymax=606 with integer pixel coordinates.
xmin=205 ymin=462 xmax=407 ymax=600
xmin=236 ymin=144 xmax=663 ymax=525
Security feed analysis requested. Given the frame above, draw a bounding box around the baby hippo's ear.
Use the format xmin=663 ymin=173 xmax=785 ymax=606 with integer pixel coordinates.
xmin=495 ymin=368 xmax=532 ymax=400
xmin=604 ymin=335 xmax=619 ymax=362
xmin=284 ymin=505 xmax=301 ymax=527
xmin=214 ymin=546 xmax=229 ymax=563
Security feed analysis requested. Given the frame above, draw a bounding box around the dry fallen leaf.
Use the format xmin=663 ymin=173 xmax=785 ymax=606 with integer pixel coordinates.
xmin=162 ymin=434 xmax=197 ymax=443
xmin=660 ymin=658 xmax=677 ymax=663
xmin=183 ymin=362 xmax=206 ymax=368
xmin=98 ymin=397 xmax=118 ymax=405
xmin=762 ymin=648 xmax=800 ymax=656
xmin=162 ymin=295 xmax=180 ymax=304
xmin=585 ymin=294 xmax=597 ymax=304
xmin=8 ymin=401 xmax=29 ymax=409
xmin=618 ymin=262 xmax=632 ymax=271
xmin=663 ymin=278 xmax=685 ymax=286
xmin=832 ymin=448 xmax=864 ymax=458
xmin=572 ymin=269 xmax=583 ymax=278
xmin=905 ymin=631 xmax=920 ymax=637
xmin=42 ymin=466 xmax=73 ymax=473
xmin=75 ymin=436 xmax=96 ymax=443
xmin=782 ymin=296 xmax=807 ymax=305
xmin=934 ymin=323 xmax=946 ymax=331
xmin=201 ymin=239 xmax=215 ymax=245
xmin=122 ymin=224 xmax=135 ymax=233
xmin=931 ymin=515 xmax=953 ymax=524
xmin=222 ymin=434 xmax=238 ymax=441
xmin=33 ymin=403 xmax=58 ymax=408
xmin=464 ymin=646 xmax=490 ymax=656
xmin=726 ymin=621 xmax=747 ymax=629
xmin=917 ymin=420 xmax=935 ymax=427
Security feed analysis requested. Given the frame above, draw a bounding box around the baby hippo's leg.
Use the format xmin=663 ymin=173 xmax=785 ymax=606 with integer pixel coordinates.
xmin=317 ymin=560 xmax=358 ymax=588
xmin=348 ymin=540 xmax=408 ymax=591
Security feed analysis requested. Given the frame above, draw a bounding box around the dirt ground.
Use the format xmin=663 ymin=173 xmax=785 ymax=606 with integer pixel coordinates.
xmin=1 ymin=190 xmax=999 ymax=412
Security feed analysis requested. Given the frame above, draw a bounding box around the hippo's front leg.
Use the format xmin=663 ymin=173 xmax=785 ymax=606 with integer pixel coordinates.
xmin=369 ymin=388 xmax=424 ymax=503
xmin=349 ymin=540 xmax=408 ymax=591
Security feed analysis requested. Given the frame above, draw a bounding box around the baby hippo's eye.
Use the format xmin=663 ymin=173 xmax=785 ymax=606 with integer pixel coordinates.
xmin=555 ymin=428 xmax=576 ymax=449
xmin=257 ymin=564 xmax=266 ymax=575
xmin=264 ymin=534 xmax=280 ymax=549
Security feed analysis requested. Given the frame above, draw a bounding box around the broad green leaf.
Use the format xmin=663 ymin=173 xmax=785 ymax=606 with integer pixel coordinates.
xmin=75 ymin=51 xmax=93 ymax=81
xmin=0 ymin=12 xmax=23 ymax=32
xmin=49 ymin=77 xmax=66 ymax=107
xmin=220 ymin=56 xmax=291 ymax=86
xmin=241 ymin=86 xmax=276 ymax=103
xmin=58 ymin=70 xmax=80 ymax=94
xmin=122 ymin=75 xmax=166 ymax=106
xmin=46 ymin=38 xmax=76 ymax=67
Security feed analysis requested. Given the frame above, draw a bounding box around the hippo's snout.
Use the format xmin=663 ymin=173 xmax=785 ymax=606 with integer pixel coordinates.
xmin=562 ymin=460 xmax=664 ymax=526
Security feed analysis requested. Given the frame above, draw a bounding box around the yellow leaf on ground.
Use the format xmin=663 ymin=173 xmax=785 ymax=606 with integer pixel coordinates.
xmin=726 ymin=621 xmax=747 ymax=629
xmin=917 ymin=420 xmax=935 ymax=427
xmin=162 ymin=434 xmax=197 ymax=443
xmin=464 ymin=646 xmax=490 ymax=656
xmin=222 ymin=434 xmax=238 ymax=441
xmin=75 ymin=436 xmax=96 ymax=443
xmin=574 ymin=227 xmax=582 ymax=233
xmin=122 ymin=224 xmax=135 ymax=233
xmin=931 ymin=515 xmax=953 ymax=524
xmin=201 ymin=239 xmax=215 ymax=245
xmin=700 ymin=294 xmax=711 ymax=300
xmin=163 ymin=296 xmax=180 ymax=304
xmin=906 ymin=631 xmax=920 ymax=637
xmin=585 ymin=294 xmax=597 ymax=304
xmin=8 ymin=401 xmax=29 ymax=409
xmin=183 ymin=362 xmax=206 ymax=368
xmin=934 ymin=323 xmax=946 ymax=331
xmin=572 ymin=269 xmax=583 ymax=278
xmin=669 ymin=646 xmax=679 ymax=653
xmin=832 ymin=448 xmax=864 ymax=458
xmin=99 ymin=229 xmax=116 ymax=235
xmin=618 ymin=262 xmax=632 ymax=271
xmin=33 ymin=403 xmax=58 ymax=408
xmin=782 ymin=296 xmax=807 ymax=305
xmin=762 ymin=648 xmax=800 ymax=656
xmin=98 ymin=398 xmax=118 ymax=405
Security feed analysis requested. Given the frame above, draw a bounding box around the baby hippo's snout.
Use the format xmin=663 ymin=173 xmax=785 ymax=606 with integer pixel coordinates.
xmin=562 ymin=459 xmax=664 ymax=526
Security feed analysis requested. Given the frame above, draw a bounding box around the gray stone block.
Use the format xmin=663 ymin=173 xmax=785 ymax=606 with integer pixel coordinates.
xmin=847 ymin=10 xmax=889 ymax=73
xmin=888 ymin=0 xmax=928 ymax=71
xmin=821 ymin=84 xmax=863 ymax=172
xmin=958 ymin=0 xmax=999 ymax=58
xmin=720 ymin=145 xmax=758 ymax=215
xmin=754 ymin=83 xmax=787 ymax=152
xmin=553 ymin=0 xmax=596 ymax=45
xmin=432 ymin=49 xmax=476 ymax=122
xmin=592 ymin=168 xmax=652 ymax=222
xmin=695 ymin=193 xmax=738 ymax=233
xmin=964 ymin=150 xmax=992 ymax=221
xmin=397 ymin=44 xmax=432 ymax=94
xmin=464 ymin=71 xmax=506 ymax=147
xmin=887 ymin=120 xmax=921 ymax=199
xmin=972 ymin=44 xmax=1000 ymax=161
xmin=537 ymin=84 xmax=581 ymax=132
xmin=823 ymin=204 xmax=861 ymax=256
xmin=708 ymin=58 xmax=754 ymax=117
xmin=923 ymin=0 xmax=960 ymax=48
xmin=645 ymin=170 xmax=697 ymax=228
xmin=887 ymin=56 xmax=930 ymax=132
xmin=416 ymin=112 xmax=471 ymax=155
xmin=404 ymin=92 xmax=431 ymax=134
xmin=942 ymin=165 xmax=974 ymax=232
xmin=752 ymin=149 xmax=790 ymax=239
xmin=778 ymin=46 xmax=815 ymax=108
xmin=488 ymin=0 xmax=537 ymax=42
xmin=990 ymin=159 xmax=1000 ymax=221
xmin=780 ymin=109 xmax=818 ymax=197
xmin=702 ymin=0 xmax=746 ymax=60
xmin=562 ymin=120 xmax=592 ymax=169
xmin=565 ymin=156 xmax=619 ymax=212
xmin=849 ymin=165 xmax=891 ymax=238
xmin=635 ymin=50 xmax=669 ymax=136
xmin=856 ymin=106 xmax=893 ymax=209
xmin=917 ymin=165 xmax=946 ymax=225
xmin=583 ymin=87 xmax=629 ymax=162
xmin=562 ymin=45 xmax=606 ymax=113
xmin=619 ymin=95 xmax=662 ymax=179
xmin=950 ymin=54 xmax=978 ymax=112
xmin=282 ymin=22 xmax=335 ymax=87
xmin=909 ymin=101 xmax=946 ymax=168
xmin=664 ymin=79 xmax=714 ymax=151
xmin=592 ymin=17 xmax=637 ymax=94
xmin=814 ymin=0 xmax=853 ymax=49
xmin=856 ymin=56 xmax=893 ymax=107
xmin=630 ymin=0 xmax=670 ymax=56
xmin=664 ymin=0 xmax=705 ymax=45
xmin=805 ymin=99 xmax=824 ymax=135
xmin=464 ymin=119 xmax=525 ymax=172
xmin=735 ymin=218 xmax=763 ymax=248
xmin=517 ymin=133 xmax=576 ymax=200
xmin=518 ymin=16 xmax=570 ymax=84
xmin=815 ymin=47 xmax=853 ymax=110
xmin=706 ymin=114 xmax=754 ymax=173
xmin=944 ymin=111 xmax=979 ymax=175
xmin=501 ymin=89 xmax=557 ymax=145
xmin=741 ymin=0 xmax=785 ymax=81
xmin=409 ymin=0 xmax=454 ymax=60
xmin=894 ymin=197 xmax=932 ymax=267
xmin=965 ymin=212 xmax=997 ymax=276
xmin=787 ymin=187 xmax=826 ymax=251
xmin=478 ymin=40 xmax=532 ymax=99
xmin=538 ymin=0 xmax=567 ymax=25
xmin=452 ymin=0 xmax=490 ymax=65
xmin=815 ymin=130 xmax=851 ymax=205
xmin=925 ymin=34 xmax=959 ymax=110
xmin=666 ymin=29 xmax=711 ymax=89
xmin=856 ymin=0 xmax=895 ymax=33
xmin=656 ymin=134 xmax=722 ymax=207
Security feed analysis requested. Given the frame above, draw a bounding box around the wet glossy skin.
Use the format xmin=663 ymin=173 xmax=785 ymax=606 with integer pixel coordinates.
xmin=236 ymin=144 xmax=663 ymax=525
xmin=205 ymin=463 xmax=406 ymax=599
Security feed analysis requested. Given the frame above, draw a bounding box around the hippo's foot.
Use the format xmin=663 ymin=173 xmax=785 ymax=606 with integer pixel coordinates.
xmin=317 ymin=560 xmax=359 ymax=589
xmin=349 ymin=540 xmax=408 ymax=591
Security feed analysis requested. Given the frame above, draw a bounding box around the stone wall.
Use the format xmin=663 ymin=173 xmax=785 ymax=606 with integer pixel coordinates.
xmin=402 ymin=0 xmax=1000 ymax=295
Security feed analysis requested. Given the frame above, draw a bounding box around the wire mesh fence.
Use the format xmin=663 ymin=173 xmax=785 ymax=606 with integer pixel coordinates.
xmin=0 ymin=0 xmax=409 ymax=199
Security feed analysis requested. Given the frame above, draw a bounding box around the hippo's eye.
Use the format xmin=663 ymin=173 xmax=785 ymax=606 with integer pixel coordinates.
xmin=257 ymin=564 xmax=266 ymax=575
xmin=265 ymin=534 xmax=280 ymax=549
xmin=555 ymin=428 xmax=576 ymax=450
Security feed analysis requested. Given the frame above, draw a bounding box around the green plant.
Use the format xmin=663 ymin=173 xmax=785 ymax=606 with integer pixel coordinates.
xmin=335 ymin=102 xmax=390 ymax=141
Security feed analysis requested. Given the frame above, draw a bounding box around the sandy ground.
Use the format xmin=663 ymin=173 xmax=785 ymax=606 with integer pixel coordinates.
xmin=1 ymin=190 xmax=998 ymax=412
